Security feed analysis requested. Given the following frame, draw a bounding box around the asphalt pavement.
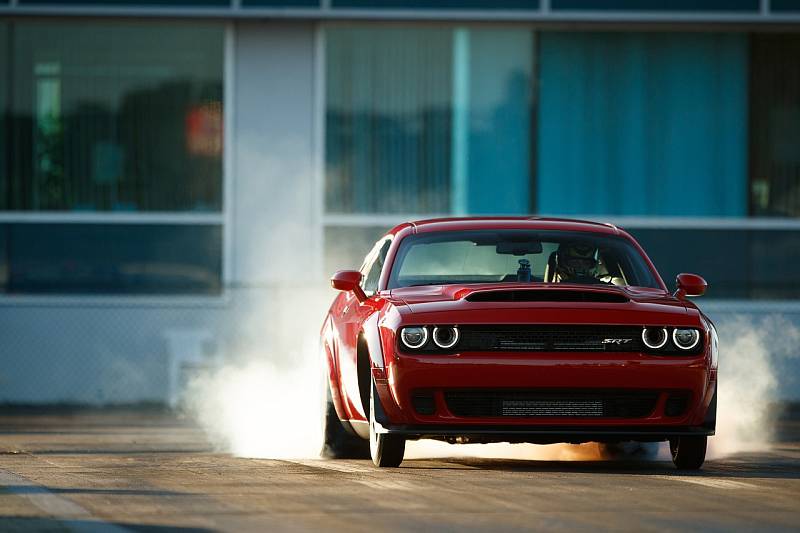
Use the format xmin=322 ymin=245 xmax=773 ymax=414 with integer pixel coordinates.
xmin=0 ymin=410 xmax=798 ymax=532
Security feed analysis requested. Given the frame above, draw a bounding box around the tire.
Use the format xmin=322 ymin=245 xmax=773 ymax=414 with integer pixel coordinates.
xmin=669 ymin=436 xmax=707 ymax=470
xmin=369 ymin=382 xmax=405 ymax=467
xmin=321 ymin=400 xmax=369 ymax=459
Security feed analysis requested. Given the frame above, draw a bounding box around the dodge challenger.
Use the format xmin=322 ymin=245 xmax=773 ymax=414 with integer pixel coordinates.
xmin=320 ymin=217 xmax=717 ymax=469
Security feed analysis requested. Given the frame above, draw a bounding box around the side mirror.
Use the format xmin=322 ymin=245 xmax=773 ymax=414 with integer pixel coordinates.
xmin=674 ymin=273 xmax=707 ymax=299
xmin=331 ymin=270 xmax=367 ymax=302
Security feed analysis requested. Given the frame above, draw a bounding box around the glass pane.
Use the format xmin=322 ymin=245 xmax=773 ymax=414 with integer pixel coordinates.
xmin=389 ymin=230 xmax=659 ymax=289
xmin=750 ymin=34 xmax=800 ymax=217
xmin=332 ymin=0 xmax=539 ymax=8
xmin=22 ymin=0 xmax=229 ymax=5
xmin=4 ymin=223 xmax=222 ymax=294
xmin=0 ymin=22 xmax=7 ymax=208
xmin=325 ymin=26 xmax=534 ymax=215
xmin=326 ymin=27 xmax=453 ymax=214
xmin=628 ymin=228 xmax=800 ymax=299
xmin=552 ymin=0 xmax=758 ymax=11
xmin=5 ymin=21 xmax=224 ymax=212
xmin=537 ymin=32 xmax=747 ymax=216
xmin=0 ymin=226 xmax=7 ymax=292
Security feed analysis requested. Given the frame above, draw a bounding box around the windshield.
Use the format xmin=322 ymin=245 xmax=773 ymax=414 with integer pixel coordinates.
xmin=388 ymin=230 xmax=660 ymax=289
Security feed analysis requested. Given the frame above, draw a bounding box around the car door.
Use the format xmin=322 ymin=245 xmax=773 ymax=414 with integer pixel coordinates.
xmin=336 ymin=237 xmax=392 ymax=422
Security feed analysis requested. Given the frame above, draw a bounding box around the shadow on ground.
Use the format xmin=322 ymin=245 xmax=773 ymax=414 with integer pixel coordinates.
xmin=0 ymin=517 xmax=213 ymax=532
xmin=400 ymin=454 xmax=800 ymax=480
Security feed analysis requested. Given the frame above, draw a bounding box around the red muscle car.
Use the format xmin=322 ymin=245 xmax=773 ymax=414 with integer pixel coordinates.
xmin=320 ymin=217 xmax=717 ymax=469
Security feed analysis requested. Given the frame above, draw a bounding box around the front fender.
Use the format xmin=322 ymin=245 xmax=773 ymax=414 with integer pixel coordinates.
xmin=362 ymin=313 xmax=385 ymax=370
xmin=321 ymin=315 xmax=348 ymax=422
xmin=365 ymin=306 xmax=411 ymax=424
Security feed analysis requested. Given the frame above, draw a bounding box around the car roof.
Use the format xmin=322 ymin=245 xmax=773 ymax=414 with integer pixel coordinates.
xmin=387 ymin=216 xmax=621 ymax=236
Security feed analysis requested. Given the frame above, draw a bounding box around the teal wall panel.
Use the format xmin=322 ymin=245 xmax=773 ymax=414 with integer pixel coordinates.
xmin=332 ymin=0 xmax=538 ymax=9
xmin=552 ymin=0 xmax=758 ymax=11
xmin=536 ymin=32 xmax=748 ymax=217
xmin=243 ymin=0 xmax=319 ymax=6
xmin=20 ymin=0 xmax=228 ymax=5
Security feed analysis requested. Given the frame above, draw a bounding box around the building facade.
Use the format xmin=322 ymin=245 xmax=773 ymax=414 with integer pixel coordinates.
xmin=1 ymin=1 xmax=799 ymax=404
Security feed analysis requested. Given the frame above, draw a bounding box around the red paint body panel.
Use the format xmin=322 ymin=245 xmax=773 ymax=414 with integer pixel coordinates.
xmin=323 ymin=217 xmax=717 ymax=442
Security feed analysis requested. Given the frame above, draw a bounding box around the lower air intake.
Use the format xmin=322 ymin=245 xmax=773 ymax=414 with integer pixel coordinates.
xmin=445 ymin=390 xmax=658 ymax=419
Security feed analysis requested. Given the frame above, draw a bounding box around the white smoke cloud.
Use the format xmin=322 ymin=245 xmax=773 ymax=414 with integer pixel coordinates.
xmin=185 ymin=354 xmax=326 ymax=458
xmin=709 ymin=314 xmax=799 ymax=458
xmin=184 ymin=295 xmax=799 ymax=463
xmin=182 ymin=286 xmax=331 ymax=459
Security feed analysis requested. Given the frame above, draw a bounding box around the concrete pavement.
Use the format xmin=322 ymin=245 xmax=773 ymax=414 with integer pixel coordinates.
xmin=0 ymin=410 xmax=798 ymax=532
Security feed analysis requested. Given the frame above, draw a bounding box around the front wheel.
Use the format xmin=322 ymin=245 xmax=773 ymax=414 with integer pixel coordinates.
xmin=369 ymin=383 xmax=405 ymax=467
xmin=322 ymin=399 xmax=369 ymax=459
xmin=669 ymin=435 xmax=707 ymax=470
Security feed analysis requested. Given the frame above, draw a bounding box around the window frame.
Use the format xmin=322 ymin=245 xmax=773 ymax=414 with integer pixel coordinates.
xmin=359 ymin=236 xmax=392 ymax=297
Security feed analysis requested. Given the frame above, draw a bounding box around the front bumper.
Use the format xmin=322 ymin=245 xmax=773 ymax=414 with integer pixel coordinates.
xmin=375 ymin=424 xmax=714 ymax=444
xmin=373 ymin=350 xmax=716 ymax=440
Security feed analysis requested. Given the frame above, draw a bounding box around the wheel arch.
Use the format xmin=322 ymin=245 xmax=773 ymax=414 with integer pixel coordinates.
xmin=356 ymin=331 xmax=371 ymax=420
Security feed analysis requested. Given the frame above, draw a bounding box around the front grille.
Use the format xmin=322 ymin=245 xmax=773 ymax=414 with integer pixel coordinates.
xmin=456 ymin=325 xmax=643 ymax=353
xmin=445 ymin=390 xmax=659 ymax=419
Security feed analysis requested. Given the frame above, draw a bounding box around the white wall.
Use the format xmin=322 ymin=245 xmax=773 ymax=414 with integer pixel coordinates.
xmin=232 ymin=22 xmax=320 ymax=285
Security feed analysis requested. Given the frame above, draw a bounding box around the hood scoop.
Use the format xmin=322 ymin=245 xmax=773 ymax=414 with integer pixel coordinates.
xmin=464 ymin=289 xmax=629 ymax=304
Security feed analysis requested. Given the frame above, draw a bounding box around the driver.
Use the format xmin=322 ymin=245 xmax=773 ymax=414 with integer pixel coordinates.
xmin=555 ymin=242 xmax=600 ymax=283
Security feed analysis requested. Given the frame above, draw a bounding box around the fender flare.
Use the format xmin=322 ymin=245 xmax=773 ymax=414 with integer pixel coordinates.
xmin=703 ymin=382 xmax=717 ymax=431
xmin=361 ymin=313 xmax=386 ymax=370
xmin=360 ymin=314 xmax=408 ymax=425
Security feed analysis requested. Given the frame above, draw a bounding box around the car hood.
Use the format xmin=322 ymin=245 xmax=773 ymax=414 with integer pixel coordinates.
xmin=387 ymin=283 xmax=698 ymax=326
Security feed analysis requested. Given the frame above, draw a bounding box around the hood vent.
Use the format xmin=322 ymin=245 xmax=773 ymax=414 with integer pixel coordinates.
xmin=465 ymin=290 xmax=629 ymax=304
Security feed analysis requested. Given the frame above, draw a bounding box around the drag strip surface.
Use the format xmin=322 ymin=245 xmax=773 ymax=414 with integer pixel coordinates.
xmin=0 ymin=411 xmax=798 ymax=532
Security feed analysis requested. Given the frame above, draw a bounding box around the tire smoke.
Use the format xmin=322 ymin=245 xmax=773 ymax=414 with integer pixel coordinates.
xmin=182 ymin=288 xmax=330 ymax=459
xmin=709 ymin=314 xmax=799 ymax=458
xmin=185 ymin=355 xmax=327 ymax=458
xmin=183 ymin=289 xmax=798 ymax=463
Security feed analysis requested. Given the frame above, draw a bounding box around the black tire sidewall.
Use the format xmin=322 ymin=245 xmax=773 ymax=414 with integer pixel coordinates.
xmin=369 ymin=380 xmax=404 ymax=467
xmin=670 ymin=436 xmax=707 ymax=470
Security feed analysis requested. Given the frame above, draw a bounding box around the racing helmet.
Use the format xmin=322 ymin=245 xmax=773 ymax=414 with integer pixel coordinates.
xmin=555 ymin=242 xmax=598 ymax=280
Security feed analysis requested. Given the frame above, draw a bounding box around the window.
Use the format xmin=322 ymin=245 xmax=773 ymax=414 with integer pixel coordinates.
xmin=750 ymin=34 xmax=800 ymax=217
xmin=388 ymin=230 xmax=659 ymax=289
xmin=0 ymin=21 xmax=225 ymax=295
xmin=324 ymin=25 xmax=535 ymax=275
xmin=537 ymin=32 xmax=747 ymax=216
xmin=2 ymin=224 xmax=222 ymax=295
xmin=361 ymin=238 xmax=391 ymax=294
xmin=629 ymin=227 xmax=800 ymax=299
xmin=325 ymin=26 xmax=534 ymax=216
xmin=3 ymin=22 xmax=223 ymax=212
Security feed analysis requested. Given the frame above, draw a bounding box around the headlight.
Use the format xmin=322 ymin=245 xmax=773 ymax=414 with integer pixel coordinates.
xmin=400 ymin=326 xmax=428 ymax=349
xmin=672 ymin=328 xmax=700 ymax=350
xmin=433 ymin=326 xmax=460 ymax=349
xmin=642 ymin=327 xmax=668 ymax=350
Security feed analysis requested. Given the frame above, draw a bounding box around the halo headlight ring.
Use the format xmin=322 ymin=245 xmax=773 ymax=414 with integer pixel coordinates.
xmin=641 ymin=327 xmax=669 ymax=350
xmin=672 ymin=328 xmax=701 ymax=351
xmin=432 ymin=326 xmax=460 ymax=349
xmin=400 ymin=326 xmax=428 ymax=349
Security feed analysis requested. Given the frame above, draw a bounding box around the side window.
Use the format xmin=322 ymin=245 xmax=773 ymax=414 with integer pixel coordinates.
xmin=363 ymin=239 xmax=391 ymax=295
